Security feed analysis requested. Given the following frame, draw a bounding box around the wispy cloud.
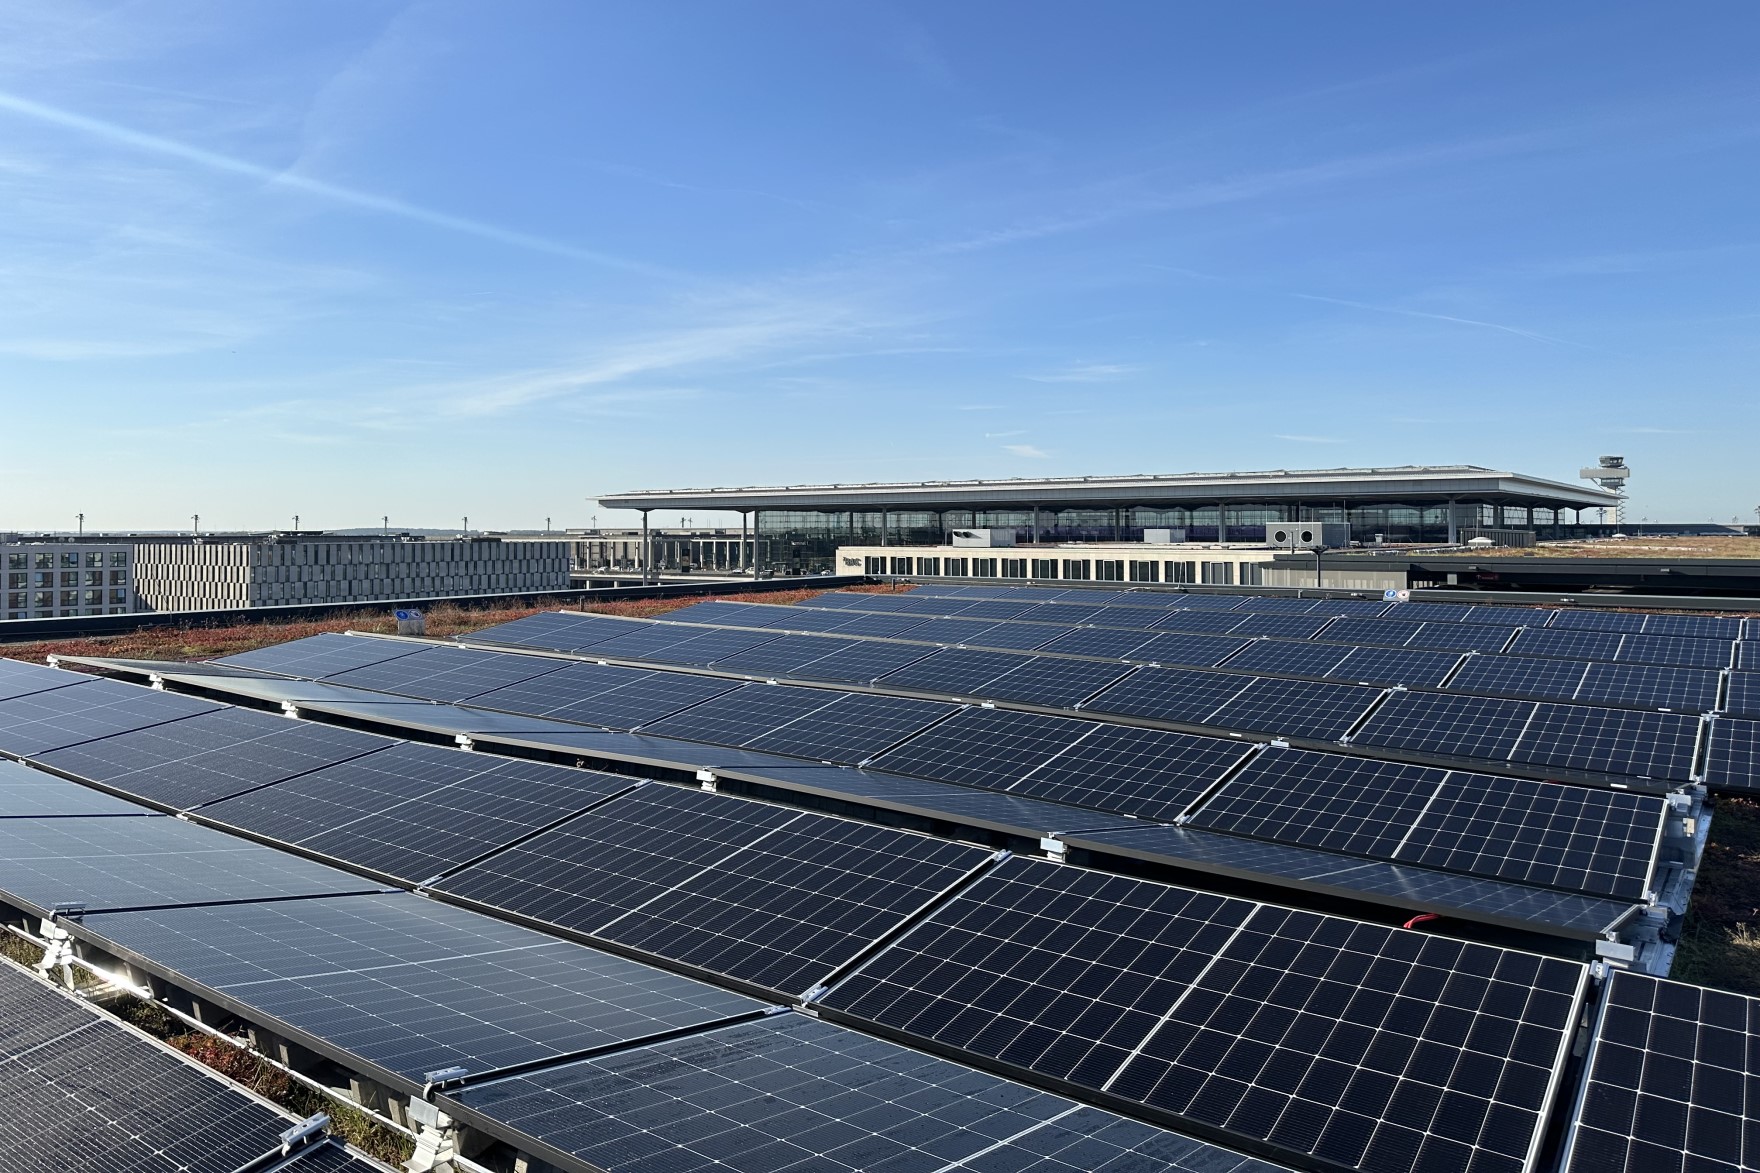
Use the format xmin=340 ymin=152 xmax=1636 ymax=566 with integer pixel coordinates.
xmin=1289 ymin=292 xmax=1592 ymax=348
xmin=0 ymin=88 xmax=676 ymax=277
xmin=1024 ymin=362 xmax=1139 ymax=383
xmin=1273 ymin=433 xmax=1342 ymax=444
xmin=1004 ymin=443 xmax=1050 ymax=458
xmin=984 ymin=429 xmax=1026 ymax=438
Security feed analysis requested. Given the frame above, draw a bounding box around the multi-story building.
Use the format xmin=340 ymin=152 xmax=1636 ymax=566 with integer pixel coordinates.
xmin=837 ymin=539 xmax=1285 ymax=587
xmin=1 ymin=538 xmax=136 ymax=620
xmin=127 ymin=534 xmax=571 ymax=613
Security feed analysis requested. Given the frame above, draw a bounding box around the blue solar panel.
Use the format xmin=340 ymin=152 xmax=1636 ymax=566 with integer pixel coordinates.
xmin=1703 ymin=717 xmax=1760 ymax=791
xmin=1725 ymin=673 xmax=1760 ymax=719
xmin=1575 ymin=662 xmax=1721 ymax=712
xmin=1350 ymin=691 xmax=1535 ymax=763
xmin=1614 ymin=634 xmax=1734 ymax=670
xmin=1127 ymin=632 xmax=1255 ymax=667
xmin=1546 ymin=609 xmax=1648 ymax=634
xmin=1508 ymin=705 xmax=1701 ymax=782
xmin=1640 ymin=611 xmax=1745 ymax=640
xmin=1221 ymin=642 xmax=1355 ymax=679
xmin=1330 ymin=646 xmax=1463 ymax=688
xmin=1508 ymin=628 xmax=1627 ymax=662
xmin=1448 ymin=655 xmax=1590 ymax=702
xmin=1034 ymin=628 xmax=1160 ymax=659
xmin=0 ymin=657 xmax=91 ymax=703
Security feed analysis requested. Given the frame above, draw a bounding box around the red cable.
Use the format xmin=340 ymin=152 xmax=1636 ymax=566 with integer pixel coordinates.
xmin=1404 ymin=913 xmax=1440 ymax=930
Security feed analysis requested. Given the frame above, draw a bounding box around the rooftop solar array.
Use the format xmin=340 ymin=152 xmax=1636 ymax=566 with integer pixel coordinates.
xmin=434 ymin=785 xmax=993 ymax=996
xmin=0 ymin=758 xmax=153 ymax=816
xmin=817 ymin=856 xmax=1586 ymax=1173
xmin=215 ymin=630 xmax=429 ymax=677
xmin=0 ymin=675 xmax=222 ymax=757
xmin=0 ymin=654 xmax=91 ymax=703
xmin=0 ymin=957 xmax=384 ymax=1173
xmin=75 ymin=891 xmax=763 ymax=1088
xmin=447 ymin=1011 xmax=1298 ymax=1173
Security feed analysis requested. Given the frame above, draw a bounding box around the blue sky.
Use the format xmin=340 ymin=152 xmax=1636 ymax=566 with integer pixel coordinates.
xmin=1 ymin=2 xmax=1755 ymax=531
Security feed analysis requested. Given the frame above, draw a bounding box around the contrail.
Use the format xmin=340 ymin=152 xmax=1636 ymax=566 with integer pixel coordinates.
xmin=1290 ymin=292 xmax=1592 ymax=348
xmin=0 ymin=89 xmax=678 ymax=279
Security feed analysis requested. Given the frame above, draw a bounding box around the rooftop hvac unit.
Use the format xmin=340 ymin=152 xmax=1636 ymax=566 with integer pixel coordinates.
xmin=1265 ymin=522 xmax=1349 ymax=549
xmin=949 ymin=529 xmax=1015 ymax=547
xmin=1142 ymin=528 xmax=1187 ymax=544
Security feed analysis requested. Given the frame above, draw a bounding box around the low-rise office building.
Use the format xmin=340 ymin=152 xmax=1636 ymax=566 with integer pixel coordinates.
xmin=838 ymin=540 xmax=1284 ymax=586
xmin=2 ymin=537 xmax=136 ymax=620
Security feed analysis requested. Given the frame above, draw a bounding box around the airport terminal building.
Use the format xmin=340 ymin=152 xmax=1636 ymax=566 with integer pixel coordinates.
xmin=601 ymin=465 xmax=1620 ymax=574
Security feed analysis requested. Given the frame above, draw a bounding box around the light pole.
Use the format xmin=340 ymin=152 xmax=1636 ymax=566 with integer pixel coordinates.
xmin=76 ymin=513 xmax=83 ymax=536
xmin=462 ymin=516 xmax=469 ymax=536
xmin=1312 ymin=543 xmax=1327 ymax=589
xmin=293 ymin=515 xmax=299 ymax=532
xmin=382 ymin=515 xmax=389 ymax=536
xmin=191 ymin=514 xmax=200 ymax=536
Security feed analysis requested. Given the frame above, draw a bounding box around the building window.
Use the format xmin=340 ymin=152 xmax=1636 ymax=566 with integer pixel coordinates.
xmin=33 ymin=592 xmax=52 ymax=608
xmin=85 ymin=551 xmax=103 ymax=567
xmin=60 ymin=590 xmax=78 ymax=606
xmin=1030 ymin=558 xmax=1058 ymax=579
xmin=110 ymin=570 xmax=125 ymax=585
xmin=34 ymin=553 xmax=52 ymax=569
xmin=82 ymin=571 xmax=101 ymax=587
xmin=60 ymin=552 xmax=78 ymax=568
xmin=1095 ymin=559 xmax=1125 ymax=581
xmin=110 ymin=588 xmax=127 ymax=604
xmin=83 ymin=590 xmax=101 ymax=605
xmin=972 ymin=558 xmax=998 ymax=577
xmin=1001 ymin=558 xmax=1026 ymax=578
xmin=1128 ymin=560 xmax=1159 ymax=582
xmin=916 ymin=557 xmax=941 ymax=576
xmin=6 ymin=553 xmax=22 ymax=570
xmin=943 ymin=558 xmax=968 ymax=577
xmin=890 ymin=557 xmax=913 ymax=575
xmin=864 ymin=556 xmax=886 ymax=574
xmin=33 ymin=572 xmax=52 ymax=588
xmin=1201 ymin=561 xmax=1235 ymax=585
xmin=111 ymin=551 xmax=129 ymax=567
xmin=5 ymin=592 xmax=22 ymax=609
xmin=1167 ymin=560 xmax=1196 ymax=584
xmin=6 ymin=574 xmax=22 ymax=589
xmin=1062 ymin=559 xmax=1091 ymax=580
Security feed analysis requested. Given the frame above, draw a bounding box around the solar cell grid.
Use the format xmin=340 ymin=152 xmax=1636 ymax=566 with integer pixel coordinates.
xmin=1740 ymin=642 xmax=1760 ymax=671
xmin=445 ymin=1013 xmax=1297 ymax=1173
xmin=741 ymin=691 xmax=954 ymax=763
xmin=33 ymin=708 xmax=393 ymax=810
xmin=1221 ymin=641 xmax=1355 ymax=679
xmin=647 ymin=627 xmax=796 ymax=667
xmin=1008 ymin=724 xmax=1249 ymax=821
xmin=707 ymin=634 xmax=862 ymax=676
xmin=1152 ymin=611 xmax=1251 ymax=635
xmin=1615 ymin=633 xmax=1735 ymax=670
xmin=463 ymin=659 xmax=656 ymax=716
xmin=877 ymin=648 xmax=1030 ymax=695
xmin=976 ymin=656 xmax=1136 ymax=709
xmin=870 ymin=706 xmax=1089 ymax=791
xmin=1460 ymin=605 xmax=1549 ymax=627
xmin=433 ymin=785 xmax=798 ymax=934
xmin=1447 ymin=655 xmax=1588 ymax=702
xmin=660 ymin=601 xmax=794 ymax=627
xmin=0 ymin=657 xmax=89 ymax=703
xmin=1640 ymin=611 xmax=1745 ymax=640
xmin=1227 ymin=614 xmax=1334 ymax=639
xmin=533 ymin=671 xmax=747 ymax=730
xmin=1395 ymin=774 xmax=1661 ymax=900
xmin=1330 ymin=646 xmax=1464 ymax=688
xmin=1227 ymin=597 xmax=1323 ymax=615
xmin=959 ymin=620 xmax=1071 ymax=651
xmin=897 ymin=617 xmax=1023 ymax=645
xmin=461 ymin=611 xmax=618 ymax=652
xmin=321 ymin=646 xmax=568 ymax=702
xmin=1402 ymin=622 xmax=1521 ymax=653
xmin=1189 ymin=751 xmax=1442 ymax=858
xmin=0 ymin=680 xmax=222 ymax=757
xmin=1547 ymin=609 xmax=1648 ymax=634
xmin=636 ymin=682 xmax=831 ymax=743
xmin=0 ymin=760 xmax=151 ymax=816
xmin=946 ymin=599 xmax=1048 ymax=620
xmin=1350 ymin=691 xmax=1535 ymax=763
xmin=1725 ymin=672 xmax=1760 ymax=718
xmin=75 ymin=892 xmax=762 ymax=1085
xmin=787 ymin=638 xmax=937 ymax=684
xmin=215 ymin=631 xmax=428 ymax=677
xmin=1315 ymin=618 xmax=1423 ymax=648
xmin=1575 ymin=661 xmax=1721 ymax=712
xmin=1700 ymin=717 xmax=1760 ymax=792
xmin=1384 ymin=602 xmax=1478 ymax=623
xmin=594 ymin=817 xmax=990 ymax=994
xmin=819 ymin=858 xmax=1584 ymax=1173
xmin=788 ymin=610 xmax=910 ymax=635
xmin=1127 ymin=632 xmax=1255 ymax=667
xmin=1079 ymin=666 xmax=1251 ymax=726
xmin=1207 ymin=677 xmax=1384 ymax=741
xmin=1508 ymin=705 xmax=1700 ymax=782
xmin=1022 ymin=603 xmax=1114 ymax=625
xmin=1562 ymin=970 xmax=1750 ymax=1173
xmin=1507 ymin=627 xmax=1626 ymax=662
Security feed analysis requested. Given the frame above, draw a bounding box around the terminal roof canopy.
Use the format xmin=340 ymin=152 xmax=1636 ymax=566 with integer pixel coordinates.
xmin=598 ymin=465 xmax=1621 ymax=513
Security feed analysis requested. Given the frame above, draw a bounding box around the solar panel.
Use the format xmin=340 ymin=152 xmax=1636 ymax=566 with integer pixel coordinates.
xmin=1575 ymin=662 xmax=1721 ymax=712
xmin=1189 ymin=752 xmax=1442 ymax=857
xmin=787 ymin=639 xmax=937 ymax=685
xmin=1508 ymin=705 xmax=1701 ymax=782
xmin=322 ymin=645 xmax=569 ymax=701
xmin=1010 ymin=723 xmax=1251 ymax=821
xmin=1547 ymin=609 xmax=1647 ymax=634
xmin=1065 ymin=824 xmax=1637 ymax=939
xmin=0 ymin=680 xmax=222 ymax=757
xmin=215 ymin=632 xmax=428 ymax=678
xmin=964 ymin=621 xmax=1073 ymax=651
xmin=0 ymin=656 xmax=91 ymax=702
xmin=1740 ymin=642 xmax=1760 ymax=671
xmin=1507 ymin=627 xmax=1626 ymax=662
xmin=741 ymin=692 xmax=954 ymax=763
xmin=573 ymin=624 xmax=730 ymax=662
xmin=1226 ymin=615 xmax=1334 ymax=639
xmin=0 ymin=959 xmax=304 ymax=1173
xmin=1387 ymin=602 xmax=1479 ymax=623
xmin=1559 ymin=970 xmax=1748 ymax=1173
xmin=1230 ymin=597 xmax=1323 ymax=615
xmin=0 ymin=760 xmax=152 ymax=816
xmin=1615 ymin=633 xmax=1734 ymax=670
xmin=1079 ymin=667 xmax=1252 ymax=726
xmin=33 ymin=707 xmax=393 ymax=810
xmin=1640 ymin=611 xmax=1745 ymax=640
xmin=1350 ymin=691 xmax=1535 ymax=763
xmin=436 ymin=785 xmax=988 ymax=995
xmin=0 ymin=815 xmax=378 ymax=914
xmin=891 ymin=617 xmax=1021 ymax=645
xmin=443 ymin=1012 xmax=1297 ymax=1173
xmin=1312 ymin=617 xmax=1425 ymax=648
xmin=706 ymin=634 xmax=862 ymax=676
xmin=870 ymin=707 xmax=1089 ymax=792
xmin=1221 ymin=641 xmax=1355 ymax=679
xmin=876 ymin=648 xmax=1034 ymax=696
xmin=1034 ymin=628 xmax=1161 ymax=659
xmin=1330 ymin=646 xmax=1464 ymax=689
xmin=461 ymin=610 xmax=616 ymax=651
xmin=818 ymin=857 xmax=1584 ymax=1173
xmin=1725 ymin=672 xmax=1760 ymax=718
xmin=1695 ymin=717 xmax=1758 ymax=792
xmin=1402 ymin=622 xmax=1521 ymax=654
xmin=1127 ymin=632 xmax=1256 ymax=667
xmin=1395 ymin=773 xmax=1662 ymax=900
xmin=481 ymin=667 xmax=744 ymax=730
xmin=1206 ymin=677 xmax=1385 ymax=741
xmin=948 ymin=599 xmax=1048 ymax=620
xmin=769 ymin=608 xmax=891 ymax=634
xmin=1025 ymin=602 xmax=1114 ymax=625
xmin=593 ymin=816 xmax=990 ymax=995
xmin=76 ymin=891 xmax=762 ymax=1086
xmin=976 ymin=656 xmax=1136 ymax=709
xmin=660 ymin=601 xmax=795 ymax=627
xmin=203 ymin=744 xmax=637 ymax=883
xmin=1448 ymin=655 xmax=1590 ymax=702
xmin=640 ymin=627 xmax=793 ymax=668
xmin=637 ymin=682 xmax=832 ymax=743
xmin=1460 ymin=605 xmax=1549 ymax=626
xmin=1153 ymin=611 xmax=1252 ymax=635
